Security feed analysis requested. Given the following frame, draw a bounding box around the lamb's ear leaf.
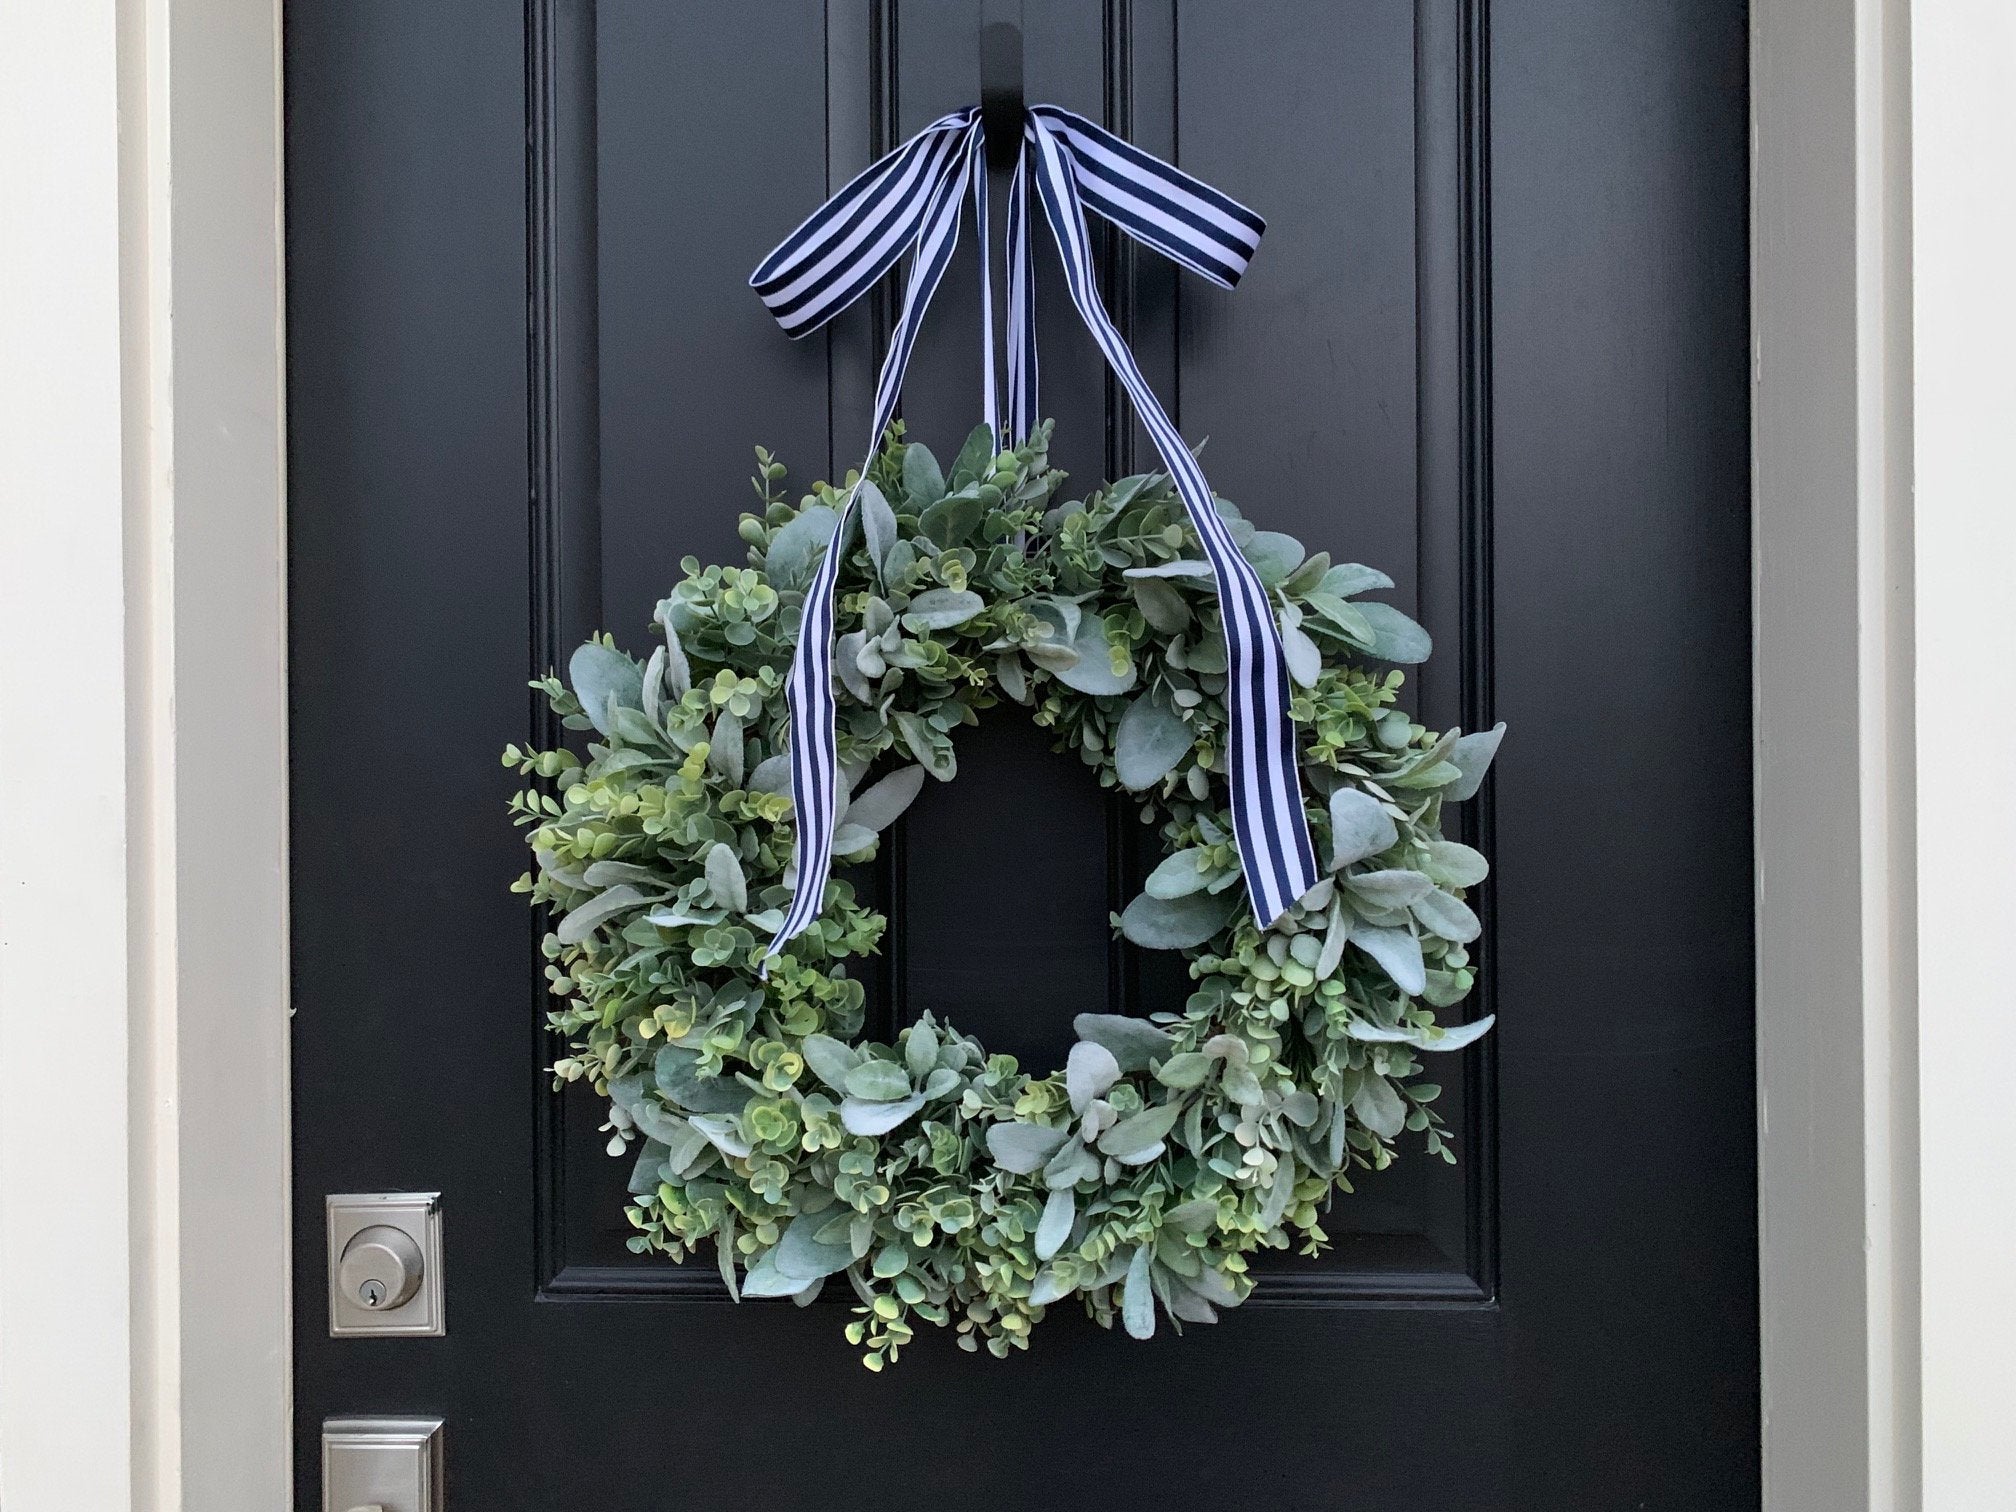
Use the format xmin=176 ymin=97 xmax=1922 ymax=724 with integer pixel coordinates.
xmin=555 ymin=883 xmax=648 ymax=946
xmin=1447 ymin=722 xmax=1508 ymax=802
xmin=1349 ymin=1072 xmax=1408 ymax=1139
xmin=1318 ymin=562 xmax=1395 ymax=599
xmin=567 ymin=642 xmax=642 ymax=736
xmin=948 ymin=422 xmax=995 ymax=490
xmin=1351 ymin=924 xmax=1427 ymax=997
xmin=859 ymin=479 xmax=899 ymax=572
xmin=1122 ymin=1245 xmax=1157 ymax=1339
xmin=986 ymin=1121 xmax=1070 ymax=1174
xmin=764 ymin=505 xmax=841 ymax=591
xmin=1328 ymin=787 xmax=1399 ymax=870
xmin=1408 ymin=1014 xmax=1496 ymax=1052
xmin=1113 ymin=694 xmax=1193 ymax=791
xmin=1073 ymin=1013 xmax=1177 ymax=1074
xmin=799 ymin=1034 xmax=861 ymax=1095
xmin=1066 ymin=1041 xmax=1121 ymax=1115
xmin=1035 ymin=1188 xmax=1076 ymax=1262
xmin=839 ymin=1093 xmax=926 ymax=1136
xmin=1355 ymin=601 xmax=1433 ymax=663
xmin=902 ymin=442 xmax=946 ymax=508
xmin=1119 ymin=889 xmax=1238 ymax=951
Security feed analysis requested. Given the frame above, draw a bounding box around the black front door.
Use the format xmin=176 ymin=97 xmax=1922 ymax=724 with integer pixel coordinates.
xmin=287 ymin=3 xmax=1755 ymax=1507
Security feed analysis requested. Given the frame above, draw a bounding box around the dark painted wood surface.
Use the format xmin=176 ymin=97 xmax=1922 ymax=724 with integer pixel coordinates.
xmin=287 ymin=3 xmax=1755 ymax=1507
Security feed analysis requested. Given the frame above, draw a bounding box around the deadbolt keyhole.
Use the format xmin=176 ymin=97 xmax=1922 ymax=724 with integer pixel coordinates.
xmin=336 ymin=1223 xmax=424 ymax=1315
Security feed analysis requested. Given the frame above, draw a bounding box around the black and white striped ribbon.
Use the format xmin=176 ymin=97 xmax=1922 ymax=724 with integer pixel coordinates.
xmin=749 ymin=104 xmax=1319 ymax=969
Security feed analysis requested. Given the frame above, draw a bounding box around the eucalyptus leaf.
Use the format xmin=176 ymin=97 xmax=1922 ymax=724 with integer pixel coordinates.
xmin=1124 ymin=559 xmax=1215 ymax=579
xmin=629 ymin=1140 xmax=671 ymax=1195
xmin=1050 ymin=615 xmax=1136 ymax=696
xmin=1114 ymin=695 xmax=1193 ymax=791
xmin=1120 ymin=888 xmax=1239 ymax=950
xmin=1145 ymin=847 xmax=1216 ymax=899
xmin=1129 ymin=575 xmax=1191 ymax=632
xmin=567 ymin=642 xmax=642 ymax=737
xmin=1350 ymin=1072 xmax=1408 ymax=1139
xmin=919 ymin=490 xmax=983 ymax=548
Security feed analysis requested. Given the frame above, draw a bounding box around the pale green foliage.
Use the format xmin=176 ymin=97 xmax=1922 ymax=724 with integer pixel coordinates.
xmin=506 ymin=423 xmax=1501 ymax=1367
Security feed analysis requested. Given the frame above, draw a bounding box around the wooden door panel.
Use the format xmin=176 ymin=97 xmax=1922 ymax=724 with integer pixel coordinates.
xmin=288 ymin=3 xmax=1755 ymax=1506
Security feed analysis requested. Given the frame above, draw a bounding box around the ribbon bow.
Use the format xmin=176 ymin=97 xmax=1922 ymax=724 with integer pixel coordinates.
xmin=749 ymin=104 xmax=1320 ymax=968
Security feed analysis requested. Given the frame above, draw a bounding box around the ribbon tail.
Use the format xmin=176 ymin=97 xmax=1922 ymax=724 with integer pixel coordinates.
xmin=763 ymin=118 xmax=987 ymax=964
xmin=1025 ymin=111 xmax=1320 ymax=928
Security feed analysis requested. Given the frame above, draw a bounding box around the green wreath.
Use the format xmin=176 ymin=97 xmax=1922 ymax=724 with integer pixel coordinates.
xmin=506 ymin=421 xmax=1501 ymax=1367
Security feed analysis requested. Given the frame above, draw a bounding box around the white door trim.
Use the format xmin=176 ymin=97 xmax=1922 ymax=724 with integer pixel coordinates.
xmin=0 ymin=1 xmax=291 ymax=1508
xmin=1753 ymin=1 xmax=1918 ymax=1505
xmin=5 ymin=2 xmax=2008 ymax=1508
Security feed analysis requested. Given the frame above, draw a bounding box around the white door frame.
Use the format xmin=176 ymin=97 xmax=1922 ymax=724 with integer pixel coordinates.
xmin=4 ymin=2 xmax=2010 ymax=1508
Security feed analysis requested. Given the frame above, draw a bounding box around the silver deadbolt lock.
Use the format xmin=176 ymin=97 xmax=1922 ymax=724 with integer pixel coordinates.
xmin=340 ymin=1225 xmax=424 ymax=1311
xmin=327 ymin=1193 xmax=445 ymax=1337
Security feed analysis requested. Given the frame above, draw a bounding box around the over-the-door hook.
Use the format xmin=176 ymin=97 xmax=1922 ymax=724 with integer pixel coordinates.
xmin=979 ymin=9 xmax=1024 ymax=171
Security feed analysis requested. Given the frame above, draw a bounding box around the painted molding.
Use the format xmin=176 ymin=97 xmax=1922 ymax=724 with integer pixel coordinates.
xmin=0 ymin=8 xmax=135 ymax=1508
xmin=1910 ymin=2 xmax=2016 ymax=1504
xmin=1753 ymin=0 xmax=1917 ymax=1507
xmin=0 ymin=0 xmax=290 ymax=1508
